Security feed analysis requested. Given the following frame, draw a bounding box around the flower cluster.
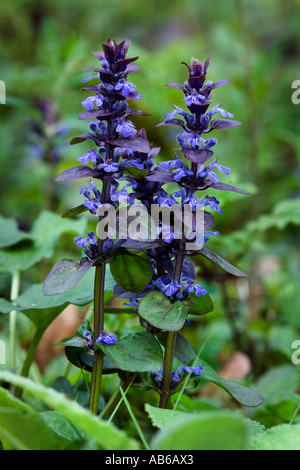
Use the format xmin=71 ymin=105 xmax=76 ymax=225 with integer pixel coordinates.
xmin=45 ymin=40 xmax=246 ymax=412
xmin=112 ymin=57 xmax=242 ymax=312
xmin=68 ymin=39 xmax=156 ymax=258
xmin=151 ymin=57 xmax=242 ymax=215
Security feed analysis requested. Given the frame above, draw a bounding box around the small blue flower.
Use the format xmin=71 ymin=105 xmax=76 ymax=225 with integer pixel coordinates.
xmin=77 ymin=148 xmax=99 ymax=165
xmin=96 ymin=331 xmax=118 ymax=344
xmin=156 ymin=189 xmax=177 ymax=207
xmin=203 ymin=196 xmax=222 ymax=214
xmin=152 ymin=362 xmax=203 ymax=389
xmin=81 ymin=74 xmax=98 ymax=83
xmin=172 ymin=160 xmax=193 ymax=182
xmin=178 ymin=131 xmax=206 ymax=149
xmin=110 ymin=184 xmax=130 ymax=203
xmin=157 ymin=224 xmax=183 ymax=244
xmin=81 ymin=94 xmax=104 ymax=110
xmin=211 ymin=161 xmax=230 ymax=176
xmin=97 ymin=159 xmax=120 ymax=173
xmin=198 ymin=159 xmax=230 ymax=184
xmin=84 ymin=331 xmax=94 ymax=349
xmin=74 ymin=236 xmax=89 ymax=248
xmin=116 ymin=118 xmax=137 ymax=137
xmin=159 ymin=158 xmax=179 ymax=171
xmin=204 ymin=230 xmax=219 ymax=243
xmin=123 ymin=298 xmax=140 ymax=311
xmin=202 ymin=138 xmax=217 ymax=150
xmin=161 ymin=156 xmax=193 ymax=182
xmin=164 ymin=105 xmax=188 ymax=121
xmin=183 ymin=192 xmax=203 ymax=209
xmin=79 ymin=181 xmax=102 ymax=212
xmin=207 ymin=103 xmax=234 ymax=119
xmin=164 ymin=280 xmax=182 ymax=297
xmin=184 ymin=90 xmax=205 ymax=106
xmin=184 ymin=365 xmax=203 ymax=375
xmin=183 ymin=279 xmax=207 ymax=297
xmin=75 ymin=232 xmax=97 ymax=249
xmin=115 ymin=78 xmax=136 ymax=95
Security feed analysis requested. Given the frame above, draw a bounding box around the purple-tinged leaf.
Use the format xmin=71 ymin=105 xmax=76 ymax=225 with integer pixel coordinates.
xmin=181 ymin=148 xmax=213 ymax=164
xmin=61 ymin=204 xmax=89 ymax=219
xmin=125 ymin=64 xmax=141 ymax=74
xmin=209 ymin=181 xmax=250 ymax=195
xmin=101 ymin=43 xmax=115 ymax=62
xmin=116 ymin=57 xmax=139 ymax=72
xmin=43 ymin=258 xmax=94 ymax=295
xmin=204 ymin=57 xmax=211 ymax=72
xmin=113 ymin=284 xmax=148 ymax=299
xmin=203 ymin=211 xmax=215 ymax=230
xmin=198 ymin=247 xmax=247 ymax=277
xmin=211 ymin=79 xmax=230 ymax=90
xmin=145 ymin=171 xmax=175 ymax=183
xmin=209 ymin=119 xmax=242 ymax=130
xmin=78 ymin=109 xmax=112 ymax=120
xmin=122 ymin=239 xmax=167 ymax=250
xmin=91 ymin=51 xmax=105 ymax=61
xmin=177 ymin=210 xmax=215 ymax=232
xmin=100 ymin=70 xmax=113 ymax=84
xmin=80 ymin=86 xmax=100 ymax=91
xmin=70 ymin=133 xmax=103 ymax=146
xmin=188 ymin=75 xmax=206 ymax=90
xmin=56 ymin=166 xmax=100 ymax=181
xmin=109 ymin=136 xmax=151 ymax=153
xmin=182 ymin=257 xmax=196 ymax=280
xmin=124 ymin=108 xmax=151 ymax=117
xmin=157 ymin=119 xmax=186 ymax=129
xmin=165 ymin=82 xmax=186 ymax=92
xmin=84 ymin=67 xmax=102 ymax=72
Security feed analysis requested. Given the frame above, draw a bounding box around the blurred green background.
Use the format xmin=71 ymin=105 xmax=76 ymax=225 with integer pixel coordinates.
xmin=0 ymin=0 xmax=300 ymax=415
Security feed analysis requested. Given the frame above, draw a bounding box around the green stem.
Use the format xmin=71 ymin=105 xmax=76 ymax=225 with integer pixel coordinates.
xmin=9 ymin=271 xmax=21 ymax=370
xmin=88 ymin=110 xmax=113 ymax=414
xmin=99 ymin=373 xmax=137 ymax=419
xmin=159 ymin=330 xmax=177 ymax=409
xmin=88 ymin=263 xmax=106 ymax=414
xmin=159 ymin=247 xmax=185 ymax=409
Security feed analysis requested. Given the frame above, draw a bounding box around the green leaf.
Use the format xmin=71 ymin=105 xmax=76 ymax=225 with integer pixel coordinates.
xmin=124 ymin=167 xmax=148 ymax=178
xmin=138 ymin=291 xmax=192 ymax=331
xmin=145 ymin=405 xmax=265 ymax=444
xmin=110 ymin=252 xmax=153 ymax=293
xmin=0 ymin=371 xmax=139 ymax=450
xmin=188 ymin=293 xmax=214 ymax=316
xmin=173 ymin=334 xmax=264 ymax=407
xmin=0 ymin=265 xmax=115 ymax=332
xmin=61 ymin=204 xmax=89 ymax=218
xmin=198 ymin=247 xmax=247 ymax=277
xmin=0 ymin=387 xmax=69 ymax=450
xmin=151 ymin=411 xmax=248 ymax=450
xmin=145 ymin=404 xmax=187 ymax=430
xmin=252 ymin=364 xmax=299 ymax=404
xmin=0 ymin=214 xmax=33 ymax=249
xmin=95 ymin=331 xmax=163 ymax=372
xmin=43 ymin=257 xmax=94 ymax=295
xmin=65 ymin=346 xmax=118 ymax=374
xmin=40 ymin=411 xmax=86 ymax=442
xmin=254 ymin=400 xmax=297 ymax=428
xmin=250 ymin=424 xmax=300 ymax=450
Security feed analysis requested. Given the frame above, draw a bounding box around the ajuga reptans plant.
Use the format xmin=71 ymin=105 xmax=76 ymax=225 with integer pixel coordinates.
xmin=44 ymin=40 xmax=264 ymax=414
